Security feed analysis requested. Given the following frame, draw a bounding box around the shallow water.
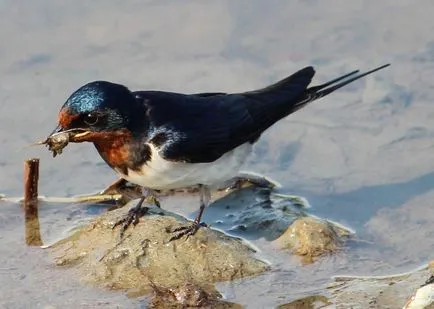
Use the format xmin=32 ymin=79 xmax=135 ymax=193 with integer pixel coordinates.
xmin=1 ymin=0 xmax=434 ymax=308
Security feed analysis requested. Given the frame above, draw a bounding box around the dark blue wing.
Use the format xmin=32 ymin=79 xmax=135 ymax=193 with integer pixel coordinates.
xmin=131 ymin=91 xmax=250 ymax=162
xmin=132 ymin=64 xmax=389 ymax=163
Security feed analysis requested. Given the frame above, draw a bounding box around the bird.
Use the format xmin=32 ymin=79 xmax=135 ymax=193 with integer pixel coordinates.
xmin=46 ymin=63 xmax=390 ymax=241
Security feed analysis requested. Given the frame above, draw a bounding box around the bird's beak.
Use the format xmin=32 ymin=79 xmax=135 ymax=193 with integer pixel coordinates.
xmin=47 ymin=125 xmax=91 ymax=142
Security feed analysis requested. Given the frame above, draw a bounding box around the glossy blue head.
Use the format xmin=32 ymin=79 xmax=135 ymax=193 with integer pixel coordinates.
xmin=57 ymin=81 xmax=138 ymax=132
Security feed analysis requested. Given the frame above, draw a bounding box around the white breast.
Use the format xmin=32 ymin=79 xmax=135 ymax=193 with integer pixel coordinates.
xmin=117 ymin=142 xmax=253 ymax=190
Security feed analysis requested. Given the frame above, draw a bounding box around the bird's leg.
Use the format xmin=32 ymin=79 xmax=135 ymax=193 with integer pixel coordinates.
xmin=112 ymin=187 xmax=159 ymax=238
xmin=168 ymin=184 xmax=210 ymax=241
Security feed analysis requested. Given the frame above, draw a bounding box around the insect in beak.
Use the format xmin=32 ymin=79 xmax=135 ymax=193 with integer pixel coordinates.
xmin=34 ymin=127 xmax=91 ymax=157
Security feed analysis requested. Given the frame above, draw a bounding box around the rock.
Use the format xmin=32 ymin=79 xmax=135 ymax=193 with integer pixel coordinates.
xmin=50 ymin=202 xmax=269 ymax=296
xmin=404 ymin=275 xmax=434 ymax=309
xmin=201 ymin=185 xmax=306 ymax=241
xmin=276 ymin=295 xmax=332 ymax=308
xmin=273 ymin=216 xmax=352 ymax=263
xmin=149 ymin=282 xmax=243 ymax=309
xmin=328 ymin=262 xmax=434 ymax=308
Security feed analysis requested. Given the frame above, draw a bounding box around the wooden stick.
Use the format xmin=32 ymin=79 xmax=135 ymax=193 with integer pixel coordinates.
xmin=24 ymin=158 xmax=39 ymax=207
xmin=23 ymin=159 xmax=42 ymax=246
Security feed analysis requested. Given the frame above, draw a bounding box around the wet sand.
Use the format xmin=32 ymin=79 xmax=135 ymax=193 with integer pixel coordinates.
xmin=1 ymin=0 xmax=434 ymax=307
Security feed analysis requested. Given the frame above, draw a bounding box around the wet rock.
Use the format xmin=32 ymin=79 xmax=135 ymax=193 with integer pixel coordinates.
xmin=50 ymin=202 xmax=268 ymax=295
xmin=404 ymin=284 xmax=434 ymax=309
xmin=404 ymin=275 xmax=434 ymax=309
xmin=273 ymin=216 xmax=352 ymax=263
xmin=149 ymin=282 xmax=243 ymax=309
xmin=276 ymin=295 xmax=332 ymax=309
xmin=203 ymin=186 xmax=307 ymax=241
xmin=329 ymin=262 xmax=434 ymax=308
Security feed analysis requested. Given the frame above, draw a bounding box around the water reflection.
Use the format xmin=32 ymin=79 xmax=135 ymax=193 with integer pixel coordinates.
xmin=24 ymin=201 xmax=42 ymax=246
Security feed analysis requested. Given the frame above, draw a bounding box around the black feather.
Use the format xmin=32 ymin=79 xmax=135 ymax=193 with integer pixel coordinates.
xmin=131 ymin=64 xmax=389 ymax=163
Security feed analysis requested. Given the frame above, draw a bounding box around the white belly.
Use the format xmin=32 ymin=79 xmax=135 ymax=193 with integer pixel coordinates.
xmin=117 ymin=143 xmax=253 ymax=190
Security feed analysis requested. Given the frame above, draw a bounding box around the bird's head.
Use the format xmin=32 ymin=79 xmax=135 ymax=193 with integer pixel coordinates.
xmin=48 ymin=81 xmax=139 ymax=143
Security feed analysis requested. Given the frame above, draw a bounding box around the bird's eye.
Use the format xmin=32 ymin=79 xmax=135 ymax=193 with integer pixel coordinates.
xmin=83 ymin=113 xmax=99 ymax=125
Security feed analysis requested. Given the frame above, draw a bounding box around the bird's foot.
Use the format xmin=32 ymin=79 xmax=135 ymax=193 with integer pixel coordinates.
xmin=147 ymin=194 xmax=161 ymax=208
xmin=167 ymin=221 xmax=208 ymax=242
xmin=112 ymin=204 xmax=149 ymax=238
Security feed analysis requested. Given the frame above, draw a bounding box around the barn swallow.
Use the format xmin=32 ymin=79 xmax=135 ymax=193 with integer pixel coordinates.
xmin=46 ymin=63 xmax=390 ymax=241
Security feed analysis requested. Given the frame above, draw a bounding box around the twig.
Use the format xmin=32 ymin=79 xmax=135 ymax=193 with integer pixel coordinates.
xmin=35 ymin=194 xmax=122 ymax=203
xmin=0 ymin=194 xmax=122 ymax=204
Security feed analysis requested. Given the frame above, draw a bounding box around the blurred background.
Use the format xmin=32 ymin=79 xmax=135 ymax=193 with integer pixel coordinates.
xmin=0 ymin=0 xmax=433 ymax=307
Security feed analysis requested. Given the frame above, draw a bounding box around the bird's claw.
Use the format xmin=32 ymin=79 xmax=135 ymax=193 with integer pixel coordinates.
xmin=168 ymin=221 xmax=207 ymax=242
xmin=112 ymin=206 xmax=149 ymax=238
